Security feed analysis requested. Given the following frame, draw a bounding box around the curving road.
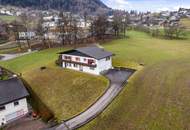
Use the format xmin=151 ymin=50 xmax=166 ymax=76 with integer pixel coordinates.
xmin=48 ymin=68 xmax=135 ymax=130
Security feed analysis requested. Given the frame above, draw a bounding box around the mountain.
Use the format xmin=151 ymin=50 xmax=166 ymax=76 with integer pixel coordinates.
xmin=0 ymin=0 xmax=110 ymax=15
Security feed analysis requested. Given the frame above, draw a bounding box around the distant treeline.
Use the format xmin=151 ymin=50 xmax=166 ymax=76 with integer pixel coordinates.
xmin=132 ymin=24 xmax=187 ymax=39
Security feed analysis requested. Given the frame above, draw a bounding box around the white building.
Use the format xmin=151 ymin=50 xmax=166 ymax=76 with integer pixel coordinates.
xmin=0 ymin=78 xmax=29 ymax=127
xmin=59 ymin=46 xmax=114 ymax=75
xmin=18 ymin=32 xmax=36 ymax=40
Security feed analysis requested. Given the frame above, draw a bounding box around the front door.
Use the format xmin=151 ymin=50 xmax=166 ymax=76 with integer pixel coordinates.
xmin=65 ymin=62 xmax=67 ymax=68
xmin=79 ymin=65 xmax=83 ymax=71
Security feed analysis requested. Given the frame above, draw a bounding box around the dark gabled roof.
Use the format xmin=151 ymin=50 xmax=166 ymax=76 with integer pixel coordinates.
xmin=61 ymin=50 xmax=92 ymax=58
xmin=0 ymin=77 xmax=29 ymax=106
xmin=60 ymin=46 xmax=114 ymax=60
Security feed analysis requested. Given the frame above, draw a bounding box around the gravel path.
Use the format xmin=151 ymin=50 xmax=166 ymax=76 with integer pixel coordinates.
xmin=0 ymin=51 xmax=37 ymax=61
xmin=49 ymin=68 xmax=135 ymax=130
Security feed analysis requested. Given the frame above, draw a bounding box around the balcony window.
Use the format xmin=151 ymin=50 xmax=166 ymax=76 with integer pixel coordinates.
xmin=88 ymin=59 xmax=95 ymax=65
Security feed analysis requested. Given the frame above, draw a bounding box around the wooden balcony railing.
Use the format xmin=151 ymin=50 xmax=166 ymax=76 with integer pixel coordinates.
xmin=62 ymin=59 xmax=97 ymax=67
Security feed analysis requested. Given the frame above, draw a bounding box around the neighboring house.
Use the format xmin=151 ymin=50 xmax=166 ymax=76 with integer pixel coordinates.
xmin=18 ymin=31 xmax=36 ymax=40
xmin=59 ymin=46 xmax=114 ymax=75
xmin=0 ymin=77 xmax=29 ymax=127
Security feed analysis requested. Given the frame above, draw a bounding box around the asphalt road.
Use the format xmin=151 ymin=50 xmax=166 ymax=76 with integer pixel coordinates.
xmin=49 ymin=68 xmax=135 ymax=130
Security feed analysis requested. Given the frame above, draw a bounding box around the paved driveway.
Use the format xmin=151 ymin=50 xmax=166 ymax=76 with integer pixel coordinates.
xmin=49 ymin=68 xmax=135 ymax=130
xmin=4 ymin=116 xmax=47 ymax=130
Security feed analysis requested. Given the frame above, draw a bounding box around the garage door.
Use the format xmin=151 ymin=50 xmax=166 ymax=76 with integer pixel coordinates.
xmin=5 ymin=109 xmax=24 ymax=122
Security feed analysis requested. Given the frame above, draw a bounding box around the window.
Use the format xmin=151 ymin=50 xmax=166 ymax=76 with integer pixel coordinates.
xmin=90 ymin=67 xmax=95 ymax=70
xmin=0 ymin=106 xmax=5 ymax=111
xmin=14 ymin=101 xmax=19 ymax=106
xmin=84 ymin=58 xmax=87 ymax=62
xmin=74 ymin=64 xmax=78 ymax=68
xmin=88 ymin=59 xmax=95 ymax=65
xmin=106 ymin=57 xmax=110 ymax=61
xmin=76 ymin=57 xmax=80 ymax=62
xmin=64 ymin=56 xmax=71 ymax=60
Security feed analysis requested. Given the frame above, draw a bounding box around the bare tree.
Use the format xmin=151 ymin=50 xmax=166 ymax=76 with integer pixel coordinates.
xmin=123 ymin=12 xmax=130 ymax=37
xmin=36 ymin=14 xmax=47 ymax=48
xmin=20 ymin=13 xmax=31 ymax=49
xmin=11 ymin=20 xmax=22 ymax=50
xmin=173 ymin=24 xmax=186 ymax=38
xmin=73 ymin=18 xmax=79 ymax=44
xmin=112 ymin=11 xmax=129 ymax=38
xmin=92 ymin=14 xmax=108 ymax=40
xmin=163 ymin=21 xmax=186 ymax=39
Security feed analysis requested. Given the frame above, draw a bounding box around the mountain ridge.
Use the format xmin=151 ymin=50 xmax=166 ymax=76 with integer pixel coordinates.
xmin=0 ymin=0 xmax=110 ymax=15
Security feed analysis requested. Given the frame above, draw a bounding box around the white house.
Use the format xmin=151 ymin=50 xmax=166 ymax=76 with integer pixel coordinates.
xmin=0 ymin=78 xmax=29 ymax=127
xmin=18 ymin=31 xmax=36 ymax=40
xmin=59 ymin=46 xmax=114 ymax=75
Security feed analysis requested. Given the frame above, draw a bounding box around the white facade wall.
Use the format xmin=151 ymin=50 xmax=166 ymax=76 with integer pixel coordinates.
xmin=0 ymin=98 xmax=28 ymax=127
xmin=61 ymin=54 xmax=112 ymax=75
xmin=97 ymin=57 xmax=112 ymax=72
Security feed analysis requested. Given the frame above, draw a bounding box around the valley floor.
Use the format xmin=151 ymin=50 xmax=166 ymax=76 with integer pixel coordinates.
xmin=0 ymin=31 xmax=190 ymax=130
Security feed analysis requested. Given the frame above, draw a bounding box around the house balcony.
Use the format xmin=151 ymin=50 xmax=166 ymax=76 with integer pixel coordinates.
xmin=62 ymin=59 xmax=97 ymax=67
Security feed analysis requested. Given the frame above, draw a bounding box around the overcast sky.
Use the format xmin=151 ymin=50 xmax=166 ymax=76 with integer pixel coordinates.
xmin=102 ymin=0 xmax=190 ymax=12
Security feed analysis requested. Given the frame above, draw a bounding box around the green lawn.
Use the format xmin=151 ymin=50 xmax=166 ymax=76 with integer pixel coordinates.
xmin=0 ymin=48 xmax=64 ymax=73
xmin=81 ymin=31 xmax=190 ymax=130
xmin=103 ymin=31 xmax=190 ymax=68
xmin=0 ymin=15 xmax=17 ymax=23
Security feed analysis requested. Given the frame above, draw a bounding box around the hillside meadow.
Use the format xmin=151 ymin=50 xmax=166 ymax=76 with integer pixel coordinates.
xmin=0 ymin=31 xmax=190 ymax=129
xmin=81 ymin=31 xmax=190 ymax=130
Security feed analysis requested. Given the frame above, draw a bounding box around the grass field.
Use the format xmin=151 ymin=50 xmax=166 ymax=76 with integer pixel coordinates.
xmin=0 ymin=15 xmax=17 ymax=23
xmin=103 ymin=31 xmax=190 ymax=68
xmin=1 ymin=31 xmax=190 ymax=129
xmin=80 ymin=31 xmax=190 ymax=130
xmin=180 ymin=18 xmax=190 ymax=30
xmin=0 ymin=48 xmax=108 ymax=121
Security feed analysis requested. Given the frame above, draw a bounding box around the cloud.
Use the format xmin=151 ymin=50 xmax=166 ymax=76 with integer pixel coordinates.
xmin=102 ymin=0 xmax=190 ymax=12
xmin=104 ymin=0 xmax=131 ymax=10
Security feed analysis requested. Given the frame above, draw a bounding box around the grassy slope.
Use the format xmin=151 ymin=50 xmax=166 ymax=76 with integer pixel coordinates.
xmin=24 ymin=67 xmax=108 ymax=120
xmin=0 ymin=48 xmax=108 ymax=121
xmin=81 ymin=31 xmax=190 ymax=130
